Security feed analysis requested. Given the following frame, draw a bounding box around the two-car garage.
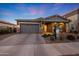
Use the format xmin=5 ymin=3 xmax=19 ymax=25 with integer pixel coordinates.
xmin=20 ymin=24 xmax=40 ymax=33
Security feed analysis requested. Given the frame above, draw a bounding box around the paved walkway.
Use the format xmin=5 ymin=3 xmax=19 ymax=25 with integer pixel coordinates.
xmin=0 ymin=34 xmax=79 ymax=56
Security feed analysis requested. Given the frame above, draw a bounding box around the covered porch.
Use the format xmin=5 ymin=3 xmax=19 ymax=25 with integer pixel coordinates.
xmin=40 ymin=22 xmax=69 ymax=35
xmin=39 ymin=15 xmax=70 ymax=35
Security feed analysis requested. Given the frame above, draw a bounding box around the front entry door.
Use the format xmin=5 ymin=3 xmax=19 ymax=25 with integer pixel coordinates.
xmin=53 ymin=26 xmax=61 ymax=39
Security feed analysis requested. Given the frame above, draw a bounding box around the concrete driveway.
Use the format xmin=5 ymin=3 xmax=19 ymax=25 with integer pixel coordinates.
xmin=0 ymin=34 xmax=79 ymax=56
xmin=0 ymin=34 xmax=47 ymax=56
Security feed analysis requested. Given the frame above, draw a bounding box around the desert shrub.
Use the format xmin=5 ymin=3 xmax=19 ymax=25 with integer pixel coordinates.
xmin=42 ymin=34 xmax=48 ymax=38
xmin=66 ymin=35 xmax=75 ymax=41
xmin=70 ymin=30 xmax=78 ymax=34
xmin=77 ymin=35 xmax=79 ymax=39
xmin=0 ymin=27 xmax=12 ymax=34
xmin=0 ymin=29 xmax=7 ymax=34
xmin=42 ymin=34 xmax=52 ymax=38
xmin=13 ymin=28 xmax=17 ymax=32
xmin=73 ymin=31 xmax=78 ymax=34
xmin=50 ymin=36 xmax=55 ymax=41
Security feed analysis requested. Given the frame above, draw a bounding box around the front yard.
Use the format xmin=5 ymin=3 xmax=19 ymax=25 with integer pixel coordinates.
xmin=42 ymin=32 xmax=79 ymax=43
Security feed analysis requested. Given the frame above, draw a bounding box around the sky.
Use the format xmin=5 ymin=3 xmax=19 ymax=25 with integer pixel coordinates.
xmin=0 ymin=3 xmax=79 ymax=24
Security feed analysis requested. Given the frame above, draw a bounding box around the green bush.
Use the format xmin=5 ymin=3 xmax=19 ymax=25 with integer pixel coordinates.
xmin=0 ymin=27 xmax=12 ymax=34
xmin=77 ymin=35 xmax=79 ymax=39
xmin=66 ymin=35 xmax=75 ymax=41
xmin=42 ymin=34 xmax=52 ymax=38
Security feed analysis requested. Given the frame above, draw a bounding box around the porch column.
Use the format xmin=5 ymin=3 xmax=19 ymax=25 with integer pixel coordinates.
xmin=66 ymin=23 xmax=69 ymax=32
xmin=40 ymin=24 xmax=47 ymax=34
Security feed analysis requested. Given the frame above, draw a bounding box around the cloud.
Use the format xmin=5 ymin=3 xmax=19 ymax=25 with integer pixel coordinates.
xmin=52 ymin=3 xmax=64 ymax=10
xmin=1 ymin=12 xmax=12 ymax=16
xmin=48 ymin=3 xmax=65 ymax=14
xmin=13 ymin=4 xmax=28 ymax=12
xmin=11 ymin=4 xmax=45 ymax=16
xmin=0 ymin=10 xmax=14 ymax=16
xmin=27 ymin=7 xmax=44 ymax=15
xmin=53 ymin=3 xmax=65 ymax=7
xmin=39 ymin=10 xmax=44 ymax=14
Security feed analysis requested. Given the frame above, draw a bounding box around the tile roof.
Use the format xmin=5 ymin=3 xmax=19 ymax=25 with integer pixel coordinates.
xmin=0 ymin=20 xmax=15 ymax=25
xmin=63 ymin=8 xmax=79 ymax=18
xmin=16 ymin=15 xmax=70 ymax=23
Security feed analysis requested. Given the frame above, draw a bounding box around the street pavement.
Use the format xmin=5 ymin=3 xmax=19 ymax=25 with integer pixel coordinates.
xmin=0 ymin=34 xmax=79 ymax=56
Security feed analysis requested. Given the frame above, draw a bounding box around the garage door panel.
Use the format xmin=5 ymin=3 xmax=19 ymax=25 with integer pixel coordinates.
xmin=20 ymin=24 xmax=40 ymax=33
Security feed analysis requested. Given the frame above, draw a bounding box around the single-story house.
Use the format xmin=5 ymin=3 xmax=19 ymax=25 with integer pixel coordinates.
xmin=16 ymin=8 xmax=79 ymax=34
xmin=0 ymin=20 xmax=17 ymax=32
xmin=16 ymin=15 xmax=70 ymax=34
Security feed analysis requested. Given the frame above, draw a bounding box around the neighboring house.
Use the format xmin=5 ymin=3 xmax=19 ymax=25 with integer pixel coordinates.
xmin=63 ymin=9 xmax=79 ymax=32
xmin=16 ymin=15 xmax=70 ymax=34
xmin=0 ymin=20 xmax=16 ymax=32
